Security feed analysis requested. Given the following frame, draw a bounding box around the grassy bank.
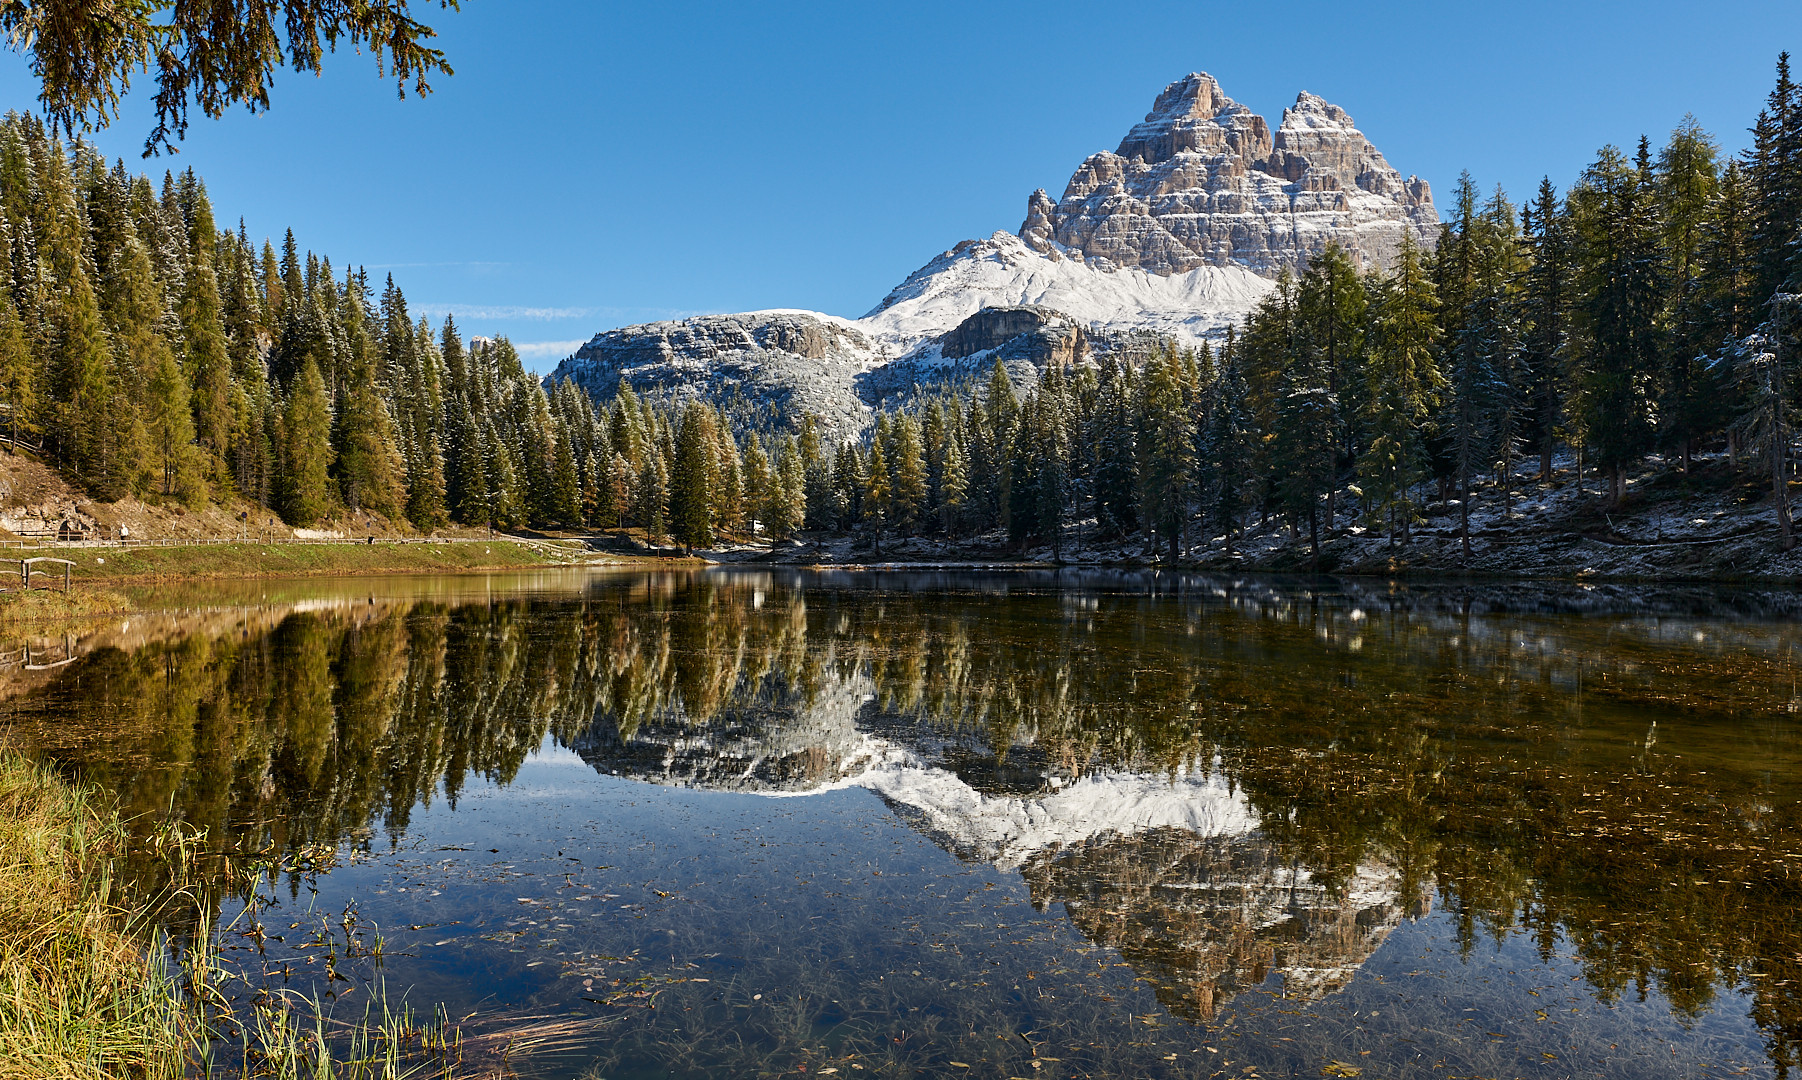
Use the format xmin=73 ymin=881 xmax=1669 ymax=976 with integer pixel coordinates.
xmin=0 ymin=586 xmax=136 ymax=623
xmin=21 ymin=539 xmax=592 ymax=586
xmin=0 ymin=753 xmax=471 ymax=1079
xmin=0 ymin=753 xmax=185 ymax=1078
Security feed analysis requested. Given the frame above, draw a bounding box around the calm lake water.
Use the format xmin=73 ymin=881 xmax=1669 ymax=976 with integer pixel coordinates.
xmin=8 ymin=568 xmax=1802 ymax=1079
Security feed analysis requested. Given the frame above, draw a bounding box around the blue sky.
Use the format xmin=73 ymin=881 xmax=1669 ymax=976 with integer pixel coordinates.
xmin=0 ymin=1 xmax=1798 ymax=370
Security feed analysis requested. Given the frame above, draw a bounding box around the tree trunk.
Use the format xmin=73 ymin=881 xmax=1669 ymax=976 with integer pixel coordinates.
xmin=1459 ymin=475 xmax=1471 ymax=559
xmin=1777 ymin=425 xmax=1795 ymax=551
xmin=1539 ymin=441 xmax=1552 ymax=485
xmin=1308 ymin=503 xmax=1320 ymax=566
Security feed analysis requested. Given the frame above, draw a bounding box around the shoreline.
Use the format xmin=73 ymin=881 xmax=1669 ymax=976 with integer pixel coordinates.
xmin=708 ymin=556 xmax=1802 ymax=589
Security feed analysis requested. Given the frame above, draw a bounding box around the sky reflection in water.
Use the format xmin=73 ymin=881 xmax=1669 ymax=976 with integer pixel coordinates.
xmin=7 ymin=568 xmax=1801 ymax=1079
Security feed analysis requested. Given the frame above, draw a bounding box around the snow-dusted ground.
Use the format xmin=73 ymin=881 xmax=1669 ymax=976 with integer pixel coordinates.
xmin=706 ymin=450 xmax=1802 ymax=584
xmin=1197 ymin=450 xmax=1802 ymax=583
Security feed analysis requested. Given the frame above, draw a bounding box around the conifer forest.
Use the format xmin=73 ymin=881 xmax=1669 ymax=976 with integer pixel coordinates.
xmin=9 ymin=58 xmax=1802 ymax=564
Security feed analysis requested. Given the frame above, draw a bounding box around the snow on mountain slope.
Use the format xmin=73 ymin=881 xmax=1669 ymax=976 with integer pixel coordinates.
xmin=857 ymin=231 xmax=1273 ymax=355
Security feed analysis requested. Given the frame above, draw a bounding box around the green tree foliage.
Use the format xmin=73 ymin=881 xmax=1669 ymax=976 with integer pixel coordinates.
xmin=1570 ymin=143 xmax=1664 ymax=505
xmin=278 ymin=359 xmax=332 ymax=526
xmin=671 ymin=402 xmax=716 ymax=552
xmin=1358 ymin=235 xmax=1441 ymax=546
xmin=1138 ymin=347 xmax=1195 ymax=563
xmin=2 ymin=0 xmax=463 ymax=155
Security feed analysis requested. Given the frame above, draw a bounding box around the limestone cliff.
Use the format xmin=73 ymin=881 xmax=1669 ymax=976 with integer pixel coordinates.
xmin=1022 ymin=73 xmax=1436 ymax=275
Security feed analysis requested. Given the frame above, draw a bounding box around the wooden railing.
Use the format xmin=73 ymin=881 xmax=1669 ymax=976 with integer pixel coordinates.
xmin=19 ymin=556 xmax=73 ymax=591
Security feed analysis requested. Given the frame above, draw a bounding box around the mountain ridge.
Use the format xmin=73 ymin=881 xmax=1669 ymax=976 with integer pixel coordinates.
xmin=550 ymin=72 xmax=1437 ymax=433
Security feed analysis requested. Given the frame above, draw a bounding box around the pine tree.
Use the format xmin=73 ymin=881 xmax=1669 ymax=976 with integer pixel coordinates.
xmin=1749 ymin=53 xmax=1802 ymax=303
xmin=0 ymin=287 xmax=34 ymax=455
xmin=1657 ymin=118 xmax=1723 ymax=469
xmin=1203 ymin=335 xmax=1251 ymax=553
xmin=1521 ymin=177 xmax=1573 ymax=481
xmin=864 ymin=428 xmax=890 ymax=543
xmin=891 ymin=412 xmax=928 ymax=532
xmin=1570 ymin=143 xmax=1665 ymax=505
xmin=1139 ymin=347 xmax=1195 ymax=563
xmin=1092 ymin=359 xmax=1139 ymax=536
xmin=279 ymin=359 xmax=333 ymax=525
xmin=1358 ymin=234 xmax=1442 ymax=546
xmin=670 ymin=401 xmax=715 ymax=552
xmin=146 ymin=339 xmax=203 ymax=504
xmin=176 ymin=173 xmax=233 ymax=475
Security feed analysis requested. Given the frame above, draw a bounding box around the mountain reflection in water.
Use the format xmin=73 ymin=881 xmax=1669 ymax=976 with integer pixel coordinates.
xmin=5 ymin=568 xmax=1801 ymax=1077
xmin=567 ymin=661 xmax=1417 ymax=1024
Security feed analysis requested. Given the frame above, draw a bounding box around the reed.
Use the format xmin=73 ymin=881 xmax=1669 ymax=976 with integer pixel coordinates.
xmin=0 ymin=753 xmax=468 ymax=1080
xmin=0 ymin=753 xmax=186 ymax=1079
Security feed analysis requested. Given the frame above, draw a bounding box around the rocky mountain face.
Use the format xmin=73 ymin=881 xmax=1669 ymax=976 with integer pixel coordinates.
xmin=1020 ymin=73 xmax=1437 ymax=276
xmin=550 ymin=72 xmax=1434 ymax=430
xmin=557 ymin=311 xmax=879 ymax=438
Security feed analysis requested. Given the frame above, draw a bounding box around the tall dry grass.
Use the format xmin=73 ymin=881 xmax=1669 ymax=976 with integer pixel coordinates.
xmin=0 ymin=754 xmax=185 ymax=1080
xmin=0 ymin=754 xmax=472 ymax=1080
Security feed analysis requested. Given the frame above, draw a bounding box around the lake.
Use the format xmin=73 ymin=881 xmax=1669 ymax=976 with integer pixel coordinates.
xmin=6 ymin=568 xmax=1801 ymax=1079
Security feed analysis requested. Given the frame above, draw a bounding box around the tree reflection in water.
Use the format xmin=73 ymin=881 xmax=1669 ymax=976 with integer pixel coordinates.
xmin=5 ymin=569 xmax=1801 ymax=1075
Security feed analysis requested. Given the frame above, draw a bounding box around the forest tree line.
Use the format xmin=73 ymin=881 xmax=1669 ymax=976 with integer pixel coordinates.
xmin=745 ymin=52 xmax=1802 ymax=561
xmin=6 ymin=55 xmax=1802 ymax=557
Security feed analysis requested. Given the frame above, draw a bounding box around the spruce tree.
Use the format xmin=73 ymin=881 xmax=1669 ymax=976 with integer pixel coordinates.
xmin=1203 ymin=335 xmax=1251 ymax=553
xmin=1656 ymin=118 xmax=1723 ymax=469
xmin=1093 ymin=359 xmax=1139 ymax=536
xmin=1139 ymin=347 xmax=1195 ymax=563
xmin=279 ymin=359 xmax=333 ymax=525
xmin=1298 ymin=243 xmax=1368 ymax=491
xmin=146 ymin=339 xmax=203 ymax=504
xmin=773 ymin=436 xmax=806 ymax=540
xmin=892 ymin=413 xmax=928 ymax=532
xmin=1522 ymin=178 xmax=1573 ymax=481
xmin=1358 ymin=234 xmax=1442 ymax=546
xmin=1570 ymin=143 xmax=1665 ymax=505
xmin=939 ymin=423 xmax=968 ymax=536
xmin=670 ymin=402 xmax=716 ymax=552
xmin=0 ymin=290 xmax=33 ymax=455
xmin=176 ymin=174 xmax=233 ymax=474
xmin=1749 ymin=53 xmax=1802 ymax=303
